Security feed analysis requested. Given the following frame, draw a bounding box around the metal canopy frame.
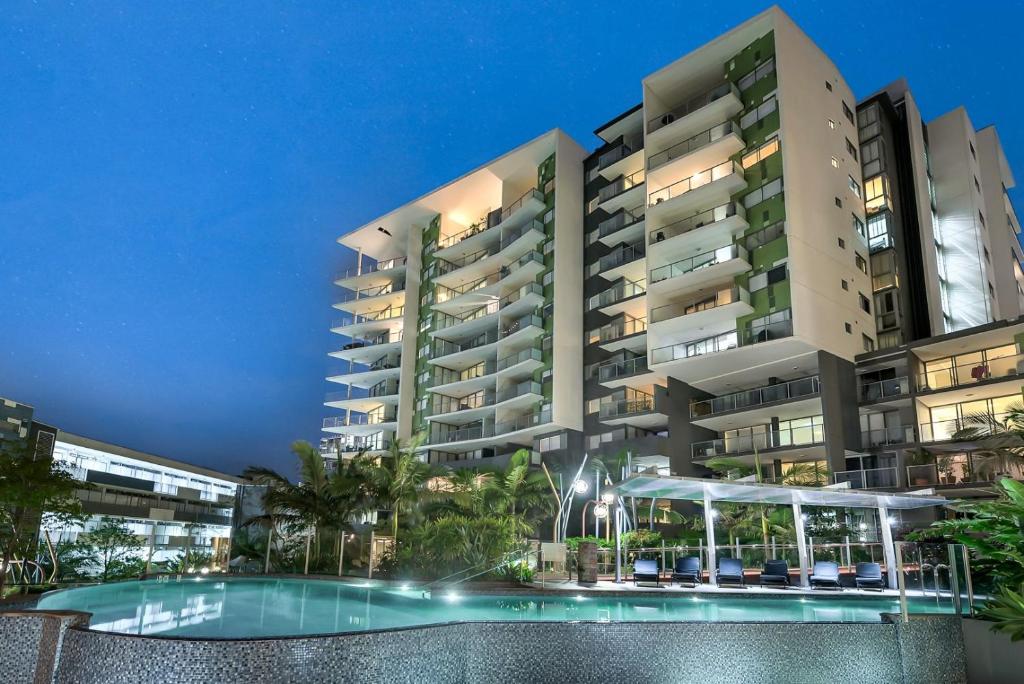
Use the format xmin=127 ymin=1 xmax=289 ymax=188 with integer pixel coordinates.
xmin=606 ymin=473 xmax=952 ymax=589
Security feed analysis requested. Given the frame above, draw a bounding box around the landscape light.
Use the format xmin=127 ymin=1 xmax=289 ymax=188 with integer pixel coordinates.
xmin=601 ymin=491 xmax=615 ymax=503
xmin=594 ymin=503 xmax=608 ymax=518
xmin=573 ymin=479 xmax=589 ymax=495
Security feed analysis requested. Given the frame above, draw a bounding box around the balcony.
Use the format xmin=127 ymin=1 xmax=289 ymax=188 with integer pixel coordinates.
xmin=430 ymin=330 xmax=500 ymax=369
xmin=497 ymin=346 xmax=544 ymax=376
xmin=587 ymin=277 xmax=646 ymax=317
xmin=859 ymin=376 xmax=910 ymax=403
xmin=691 ymin=376 xmax=820 ymax=419
xmin=647 ymin=120 xmax=745 ymax=190
xmin=591 ymin=314 xmax=647 ymax=353
xmin=594 ymin=355 xmax=650 ymax=387
xmin=333 ymin=257 xmax=408 ymax=288
xmin=435 ymin=188 xmax=545 ymax=258
xmin=597 ymin=169 xmax=645 ymax=214
xmin=430 ymin=360 xmax=498 ymax=396
xmin=326 ymin=355 xmax=401 ymax=387
xmin=646 ymin=82 xmax=743 ymax=145
xmin=498 ymin=282 xmax=544 ymax=319
xmin=334 ymin=280 xmax=405 ymax=310
xmin=588 ymin=241 xmax=645 ymax=283
xmin=692 ymin=422 xmax=825 ymax=461
xmin=323 ymin=411 xmax=398 ymax=435
xmin=429 ymin=389 xmax=496 ymax=423
xmin=329 ymin=331 xmax=403 ymax=364
xmin=495 ymin=409 xmax=551 ymax=437
xmin=599 ymin=395 xmax=665 ymax=429
xmin=595 ymin=205 xmax=645 ymax=246
xmin=905 ymin=459 xmax=1010 ymax=488
xmin=648 ymin=244 xmax=749 ymax=297
xmin=919 ymin=412 xmax=1012 ymax=443
xmin=325 ymin=379 xmax=400 ymax=410
xmin=434 ymin=222 xmax=545 ymax=288
xmin=832 ymin=467 xmax=899 ymax=490
xmin=650 ymin=309 xmax=792 ymax=366
xmin=330 ymin=306 xmax=405 ymax=337
xmin=495 ymin=380 xmax=542 ymax=410
xmin=427 ymin=423 xmax=495 ymax=447
xmin=649 ymin=286 xmax=752 ymax=343
xmin=597 ymin=133 xmax=644 ymax=181
xmin=647 ymin=160 xmax=746 ymax=224
xmin=432 ymin=301 xmax=500 ymax=342
xmin=861 ymin=425 xmax=916 ymax=448
xmin=648 ymin=202 xmax=748 ymax=264
xmin=916 ymin=352 xmax=1024 ymax=392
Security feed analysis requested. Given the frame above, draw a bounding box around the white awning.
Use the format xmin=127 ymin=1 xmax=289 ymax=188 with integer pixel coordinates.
xmin=605 ymin=473 xmax=951 ymax=510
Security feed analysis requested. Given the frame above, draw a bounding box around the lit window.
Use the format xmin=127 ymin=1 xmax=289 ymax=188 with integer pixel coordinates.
xmin=831 ymin=156 xmax=840 ymax=168
xmin=855 ymin=252 xmax=868 ymax=275
xmin=864 ymin=176 xmax=891 ymax=213
xmin=848 ymin=176 xmax=861 ymax=198
xmin=741 ymin=137 xmax=780 ymax=169
xmin=828 ymin=119 xmax=837 ymax=130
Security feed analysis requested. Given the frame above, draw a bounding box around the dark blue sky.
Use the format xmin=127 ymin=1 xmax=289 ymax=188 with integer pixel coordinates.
xmin=2 ymin=2 xmax=1021 ymax=477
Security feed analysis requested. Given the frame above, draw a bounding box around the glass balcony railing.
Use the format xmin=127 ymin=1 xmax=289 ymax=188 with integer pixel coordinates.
xmin=599 ymin=396 xmax=655 ymax=420
xmin=649 ymin=244 xmax=747 ymax=284
xmin=690 ymin=376 xmax=819 ymax=418
xmin=647 ymin=120 xmax=739 ymax=170
xmin=595 ymin=356 xmax=648 ymax=382
xmin=499 ymin=188 xmax=545 ymax=224
xmin=497 ymin=346 xmax=542 ymax=372
xmin=335 ymin=281 xmax=405 ymax=304
xmin=597 ymin=205 xmax=645 ymax=240
xmin=323 ymin=412 xmax=396 ymax=429
xmin=589 ymin=242 xmax=645 ymax=277
xmin=434 ymin=301 xmax=500 ymax=332
xmin=587 ymin=277 xmax=646 ymax=311
xmin=332 ymin=306 xmax=405 ymax=329
xmin=649 ymin=202 xmax=744 ymax=245
xmin=428 ymin=424 xmax=495 ymax=445
xmin=861 ymin=425 xmax=915 ymax=448
xmin=431 ymin=390 xmax=495 ymax=416
xmin=919 ymin=412 xmax=1013 ymax=443
xmin=832 ymin=467 xmax=899 ymax=490
xmin=436 ymin=188 xmax=544 ymax=250
xmin=497 ymin=380 xmax=542 ymax=404
xmin=650 ymin=309 xmax=792 ymax=364
xmin=501 ymin=313 xmax=543 ymax=338
xmin=339 ymin=331 xmax=403 ymax=352
xmin=496 ymin=409 xmax=551 ymax=435
xmin=692 ymin=423 xmax=825 ymax=460
xmin=599 ymin=168 xmax=645 ymax=204
xmin=435 ymin=272 xmax=502 ymax=304
xmin=334 ymin=257 xmax=407 ymax=282
xmin=325 ymin=380 xmax=399 ymax=403
xmin=859 ymin=376 xmax=910 ymax=402
xmin=432 ymin=360 xmax=496 ymax=386
xmin=916 ymin=352 xmax=1024 ymax=391
xmin=499 ymin=282 xmax=543 ymax=309
xmin=431 ymin=330 xmax=500 ymax=358
xmin=499 ymin=219 xmax=544 ymax=250
xmin=648 ymin=160 xmax=743 ymax=206
xmin=647 ymin=82 xmax=739 ymax=134
xmin=598 ymin=134 xmax=643 ymax=170
xmin=592 ymin=315 xmax=647 ymax=343
xmin=650 ymin=286 xmax=746 ymax=325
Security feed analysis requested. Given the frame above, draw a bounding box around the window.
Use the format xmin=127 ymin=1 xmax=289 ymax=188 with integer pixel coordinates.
xmin=741 ymin=137 xmax=780 ymax=168
xmin=828 ymin=118 xmax=837 ymax=130
xmin=852 ymin=214 xmax=866 ymax=240
xmin=739 ymin=95 xmax=777 ymax=129
xmin=974 ymin=176 xmax=981 ymax=194
xmin=867 ymin=212 xmax=891 ymax=251
xmin=872 ymin=251 xmax=898 ymax=291
xmin=825 ymin=81 xmax=833 ymax=91
xmin=848 ymin=176 xmax=861 ymax=198
xmin=838 ymin=237 xmax=846 ymax=249
xmin=835 ymin=196 xmax=843 ymax=208
xmin=861 ymin=139 xmax=883 ymax=177
xmin=538 ymin=434 xmax=565 ymax=452
xmin=845 ymin=322 xmax=853 ymax=334
xmin=855 ymin=252 xmax=868 ymax=274
xmin=857 ymin=104 xmax=880 ymax=139
xmin=969 ymin=141 xmax=976 ymax=160
xmin=841 ymin=279 xmax=849 ymax=290
xmin=846 ymin=138 xmax=858 ymax=160
xmin=862 ymin=334 xmax=875 ymax=352
xmin=831 ymin=155 xmax=839 ymax=169
xmin=859 ymin=293 xmax=871 ymax=313
xmin=842 ymin=101 xmax=855 ymax=125
xmin=543 ymin=271 xmax=553 ymax=286
xmin=736 ymin=57 xmax=776 ymax=91
xmin=864 ymin=175 xmax=890 ymax=213
xmin=979 ymin=211 xmax=986 ymax=228
xmin=742 ymin=177 xmax=784 ymax=209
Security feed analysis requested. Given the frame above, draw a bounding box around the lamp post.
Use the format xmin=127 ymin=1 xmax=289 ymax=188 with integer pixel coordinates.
xmin=580 ymin=499 xmax=610 ymax=538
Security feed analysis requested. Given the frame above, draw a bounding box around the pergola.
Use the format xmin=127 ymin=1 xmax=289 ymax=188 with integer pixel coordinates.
xmin=604 ymin=473 xmax=952 ymax=589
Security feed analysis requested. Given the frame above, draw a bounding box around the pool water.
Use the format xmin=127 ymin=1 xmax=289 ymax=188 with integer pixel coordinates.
xmin=36 ymin=578 xmax=955 ymax=638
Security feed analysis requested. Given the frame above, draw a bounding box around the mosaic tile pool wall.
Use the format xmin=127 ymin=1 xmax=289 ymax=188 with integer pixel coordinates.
xmin=1 ymin=612 xmax=966 ymax=683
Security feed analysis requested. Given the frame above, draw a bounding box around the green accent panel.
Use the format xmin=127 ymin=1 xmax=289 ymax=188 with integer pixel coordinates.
xmin=751 ymin=236 xmax=788 ymax=271
xmin=741 ymin=193 xmax=786 ymax=232
xmin=743 ymin=73 xmax=778 ymax=108
xmin=742 ymin=152 xmax=783 ymax=191
xmin=1015 ymin=332 xmax=1024 ymax=354
xmin=543 ymin=381 xmax=553 ymax=401
xmin=737 ymin=281 xmax=790 ymax=322
xmin=724 ymin=31 xmax=775 ymax=81
xmin=743 ymin=110 xmax=781 ymax=148
xmin=538 ymin=153 xmax=556 ymax=187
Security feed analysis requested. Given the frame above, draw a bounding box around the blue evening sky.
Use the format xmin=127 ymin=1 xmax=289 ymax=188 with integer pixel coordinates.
xmin=2 ymin=2 xmax=1021 ymax=477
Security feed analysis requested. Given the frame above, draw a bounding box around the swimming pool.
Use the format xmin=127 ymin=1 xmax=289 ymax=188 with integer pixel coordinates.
xmin=36 ymin=577 xmax=955 ymax=639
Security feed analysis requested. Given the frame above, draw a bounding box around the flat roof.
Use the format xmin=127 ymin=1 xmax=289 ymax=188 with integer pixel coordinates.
xmin=57 ymin=431 xmax=245 ymax=484
xmin=606 ymin=473 xmax=950 ymax=510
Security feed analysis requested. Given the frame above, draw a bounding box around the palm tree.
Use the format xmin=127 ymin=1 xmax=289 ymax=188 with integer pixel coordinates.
xmin=953 ymin=405 xmax=1024 ymax=476
xmin=486 ymin=449 xmax=552 ymax=523
xmin=358 ymin=433 xmax=433 ymax=543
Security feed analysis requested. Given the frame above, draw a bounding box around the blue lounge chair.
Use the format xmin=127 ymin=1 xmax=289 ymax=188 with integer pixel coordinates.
xmin=759 ymin=559 xmax=791 ymax=588
xmin=632 ymin=558 xmax=661 ymax=586
xmin=855 ymin=562 xmax=885 ymax=590
xmin=809 ymin=561 xmax=842 ymax=589
xmin=716 ymin=557 xmax=746 ymax=587
xmin=671 ymin=556 xmax=702 ymax=586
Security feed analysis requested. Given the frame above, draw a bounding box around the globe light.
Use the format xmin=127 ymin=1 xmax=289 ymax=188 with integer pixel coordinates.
xmin=594 ymin=503 xmax=609 ymax=518
xmin=573 ymin=479 xmax=590 ymax=495
xmin=710 ymin=509 xmax=720 ymax=519
xmin=601 ymin=491 xmax=615 ymax=503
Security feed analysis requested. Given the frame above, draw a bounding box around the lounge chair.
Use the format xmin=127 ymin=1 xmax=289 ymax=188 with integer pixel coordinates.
xmin=632 ymin=558 xmax=661 ymax=586
xmin=228 ymin=555 xmax=247 ymax=573
xmin=759 ymin=559 xmax=791 ymax=588
xmin=855 ymin=562 xmax=885 ymax=590
xmin=809 ymin=561 xmax=842 ymax=589
xmin=716 ymin=557 xmax=746 ymax=587
xmin=671 ymin=556 xmax=702 ymax=586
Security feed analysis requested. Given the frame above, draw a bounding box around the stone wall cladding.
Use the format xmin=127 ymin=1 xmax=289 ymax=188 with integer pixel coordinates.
xmin=0 ymin=611 xmax=89 ymax=684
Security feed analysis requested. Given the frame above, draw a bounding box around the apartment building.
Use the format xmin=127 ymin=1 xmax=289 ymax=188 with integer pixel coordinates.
xmin=43 ymin=432 xmax=241 ymax=568
xmin=325 ymin=130 xmax=586 ymax=469
xmin=326 ymin=7 xmax=1024 ymax=506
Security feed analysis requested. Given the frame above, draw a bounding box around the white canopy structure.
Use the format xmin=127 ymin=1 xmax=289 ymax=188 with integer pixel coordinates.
xmin=605 ymin=473 xmax=952 ymax=589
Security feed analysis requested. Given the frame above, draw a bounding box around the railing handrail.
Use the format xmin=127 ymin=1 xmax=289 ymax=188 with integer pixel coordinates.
xmin=497 ymin=380 xmax=542 ymax=403
xmin=587 ymin=277 xmax=647 ymax=311
xmin=648 ymin=159 xmax=742 ymax=206
xmin=594 ymin=355 xmax=648 ymax=380
xmin=647 ymin=82 xmax=738 ymax=133
xmin=599 ymin=168 xmax=646 ymax=203
xmin=597 ymin=205 xmax=645 ymax=239
xmin=332 ymin=306 xmax=405 ymax=329
xmin=598 ymin=133 xmax=644 ymax=170
xmin=916 ymin=351 xmax=1024 ymax=391
xmin=322 ymin=413 xmax=396 ymax=428
xmin=650 ymin=286 xmax=744 ymax=324
xmin=334 ymin=280 xmax=405 ymax=304
xmin=649 ymin=244 xmax=744 ymax=284
xmin=497 ymin=346 xmax=542 ymax=371
xmin=919 ymin=411 xmax=1015 ymax=442
xmin=692 ymin=422 xmax=825 ymax=459
xmin=651 ymin=310 xmax=792 ymax=364
xmin=495 ymin=409 xmax=551 ymax=435
xmin=647 ymin=119 xmax=739 ymax=170
xmin=599 ymin=396 xmax=655 ymax=418
xmin=334 ymin=257 xmax=407 ymax=282
xmin=859 ymin=376 xmax=910 ymax=400
xmin=690 ymin=376 xmax=820 ymax=418
xmin=648 ymin=202 xmax=743 ymax=245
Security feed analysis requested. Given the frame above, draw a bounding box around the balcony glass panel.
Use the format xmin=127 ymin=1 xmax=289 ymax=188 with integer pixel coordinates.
xmin=649 ymin=203 xmax=744 ymax=245
xmin=859 ymin=376 xmax=909 ymax=402
xmin=647 ymin=82 xmax=738 ymax=134
xmin=650 ymin=286 xmax=744 ymax=324
xmin=690 ymin=376 xmax=819 ymax=418
xmin=648 ymin=160 xmax=742 ymax=206
xmin=599 ymin=169 xmax=645 ymax=204
xmin=650 ymin=245 xmax=745 ymax=284
xmin=648 ymin=120 xmax=739 ymax=170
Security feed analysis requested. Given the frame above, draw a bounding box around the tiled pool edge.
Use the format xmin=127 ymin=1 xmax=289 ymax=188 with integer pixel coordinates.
xmin=2 ymin=611 xmax=966 ymax=684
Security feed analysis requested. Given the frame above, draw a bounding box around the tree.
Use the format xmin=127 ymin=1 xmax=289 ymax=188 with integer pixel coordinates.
xmin=358 ymin=433 xmax=433 ymax=543
xmin=953 ymin=405 xmax=1024 ymax=476
xmin=83 ymin=518 xmax=144 ymax=581
xmin=0 ymin=439 xmax=83 ymax=595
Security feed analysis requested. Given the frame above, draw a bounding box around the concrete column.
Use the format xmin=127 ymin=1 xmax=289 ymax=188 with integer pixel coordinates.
xmin=356 ymin=247 xmax=364 ymax=275
xmin=614 ymin=498 xmax=623 ymax=583
xmin=793 ymin=502 xmax=809 ymax=587
xmin=879 ymin=505 xmax=898 ymax=589
xmin=817 ymin=350 xmax=861 ymax=476
xmin=703 ymin=491 xmax=717 ymax=582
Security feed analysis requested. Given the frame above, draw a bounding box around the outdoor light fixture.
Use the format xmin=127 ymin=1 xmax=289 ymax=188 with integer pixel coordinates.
xmin=601 ymin=491 xmax=615 ymax=503
xmin=574 ymin=479 xmax=590 ymax=495
xmin=710 ymin=509 xmax=720 ymax=519
xmin=887 ymin=515 xmax=897 ymax=526
xmin=594 ymin=503 xmax=609 ymax=518
xmin=859 ymin=522 xmax=867 ymax=530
